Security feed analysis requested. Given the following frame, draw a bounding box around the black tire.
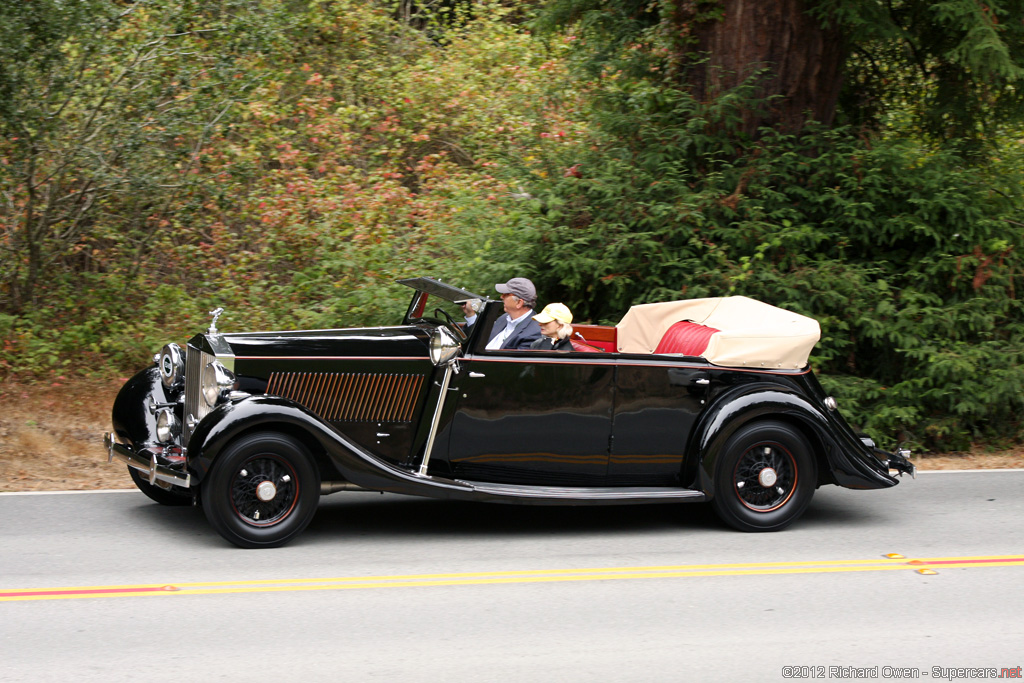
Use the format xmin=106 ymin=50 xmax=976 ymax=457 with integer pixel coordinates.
xmin=128 ymin=466 xmax=193 ymax=506
xmin=200 ymin=432 xmax=320 ymax=548
xmin=710 ymin=421 xmax=817 ymax=532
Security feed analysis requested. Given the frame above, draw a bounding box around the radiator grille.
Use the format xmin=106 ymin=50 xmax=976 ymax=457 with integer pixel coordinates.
xmin=266 ymin=372 xmax=425 ymax=423
xmin=183 ymin=345 xmax=215 ymax=445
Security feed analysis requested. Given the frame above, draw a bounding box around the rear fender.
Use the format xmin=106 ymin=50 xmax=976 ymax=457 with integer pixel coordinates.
xmin=692 ymin=386 xmax=897 ymax=498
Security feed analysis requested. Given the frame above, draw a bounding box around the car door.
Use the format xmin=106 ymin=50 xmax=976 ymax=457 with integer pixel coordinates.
xmin=608 ymin=359 xmax=710 ymax=487
xmin=445 ymin=352 xmax=615 ymax=486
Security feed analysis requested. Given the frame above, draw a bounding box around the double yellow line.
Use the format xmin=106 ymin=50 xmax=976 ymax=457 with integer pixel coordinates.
xmin=3 ymin=555 xmax=1022 ymax=602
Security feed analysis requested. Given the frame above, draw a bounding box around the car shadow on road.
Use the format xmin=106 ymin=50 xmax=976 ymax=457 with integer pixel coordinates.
xmin=306 ymin=493 xmax=724 ymax=541
xmin=798 ymin=491 xmax=886 ymax=529
xmin=120 ymin=488 xmax=880 ymax=547
xmin=307 ymin=487 xmax=881 ymax=541
xmin=127 ymin=498 xmax=219 ymax=542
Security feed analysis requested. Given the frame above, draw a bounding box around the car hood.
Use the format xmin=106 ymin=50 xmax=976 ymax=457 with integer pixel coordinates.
xmin=192 ymin=325 xmax=435 ymax=359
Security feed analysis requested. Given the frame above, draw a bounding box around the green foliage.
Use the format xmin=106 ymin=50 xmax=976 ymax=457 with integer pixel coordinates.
xmin=541 ymin=0 xmax=1024 ymax=148
xmin=0 ymin=0 xmax=118 ymax=126
xmin=1 ymin=0 xmax=561 ymax=373
xmin=816 ymin=0 xmax=1024 ymax=148
xmin=2 ymin=0 xmax=1022 ymax=455
xmin=0 ymin=0 xmax=295 ymax=313
xmin=505 ymin=0 xmax=1024 ymax=451
xmin=504 ymin=69 xmax=1024 ymax=449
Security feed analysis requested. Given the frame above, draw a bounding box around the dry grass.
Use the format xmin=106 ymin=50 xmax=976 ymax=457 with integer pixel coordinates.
xmin=0 ymin=378 xmax=135 ymax=492
xmin=1 ymin=378 xmax=1021 ymax=493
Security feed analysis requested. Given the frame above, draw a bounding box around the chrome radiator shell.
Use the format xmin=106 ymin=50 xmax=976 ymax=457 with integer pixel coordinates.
xmin=183 ymin=343 xmax=216 ymax=447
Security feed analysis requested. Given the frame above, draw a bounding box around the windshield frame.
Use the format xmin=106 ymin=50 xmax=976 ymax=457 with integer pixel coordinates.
xmin=398 ymin=277 xmax=488 ymax=324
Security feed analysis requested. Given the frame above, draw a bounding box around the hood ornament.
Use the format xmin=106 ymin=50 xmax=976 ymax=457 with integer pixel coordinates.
xmin=208 ymin=307 xmax=225 ymax=334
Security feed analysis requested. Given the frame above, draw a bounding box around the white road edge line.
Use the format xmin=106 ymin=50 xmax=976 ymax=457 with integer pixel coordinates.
xmin=915 ymin=468 xmax=1024 ymax=474
xmin=0 ymin=489 xmax=137 ymax=496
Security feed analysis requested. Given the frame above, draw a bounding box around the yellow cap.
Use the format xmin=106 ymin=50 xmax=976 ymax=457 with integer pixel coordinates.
xmin=534 ymin=303 xmax=573 ymax=325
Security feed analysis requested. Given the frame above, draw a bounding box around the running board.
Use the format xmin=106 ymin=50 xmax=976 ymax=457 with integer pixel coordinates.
xmin=458 ymin=481 xmax=706 ymax=504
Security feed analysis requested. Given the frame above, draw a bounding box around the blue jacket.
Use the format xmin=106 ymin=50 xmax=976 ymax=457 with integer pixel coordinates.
xmin=487 ymin=314 xmax=542 ymax=350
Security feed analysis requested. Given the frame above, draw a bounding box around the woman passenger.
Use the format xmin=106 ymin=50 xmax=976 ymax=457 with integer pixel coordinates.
xmin=530 ymin=303 xmax=574 ymax=351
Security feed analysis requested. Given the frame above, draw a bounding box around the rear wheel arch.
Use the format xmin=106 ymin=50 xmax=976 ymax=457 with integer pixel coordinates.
xmin=766 ymin=415 xmax=832 ymax=487
xmin=693 ymin=396 xmax=834 ymax=496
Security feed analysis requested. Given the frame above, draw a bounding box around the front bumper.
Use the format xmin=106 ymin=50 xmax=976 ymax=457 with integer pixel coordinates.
xmin=105 ymin=433 xmax=191 ymax=488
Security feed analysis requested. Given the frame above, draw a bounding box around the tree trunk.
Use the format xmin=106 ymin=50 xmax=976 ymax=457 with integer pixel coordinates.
xmin=675 ymin=0 xmax=846 ymax=137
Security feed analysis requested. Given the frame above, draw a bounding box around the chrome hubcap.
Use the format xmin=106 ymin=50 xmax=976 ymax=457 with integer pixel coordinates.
xmin=758 ymin=467 xmax=778 ymax=488
xmin=256 ymin=480 xmax=277 ymax=502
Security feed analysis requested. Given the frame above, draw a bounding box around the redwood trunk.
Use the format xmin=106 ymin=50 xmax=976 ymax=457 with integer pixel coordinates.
xmin=676 ymin=0 xmax=846 ymax=136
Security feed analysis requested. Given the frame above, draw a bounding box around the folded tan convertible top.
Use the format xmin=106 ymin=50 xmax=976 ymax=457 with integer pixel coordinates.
xmin=615 ymin=296 xmax=821 ymax=369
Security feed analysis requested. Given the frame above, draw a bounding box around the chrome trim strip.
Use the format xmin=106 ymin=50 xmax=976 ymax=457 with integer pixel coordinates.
xmin=462 ymin=354 xmax=811 ymax=375
xmin=465 ymin=482 xmax=706 ymax=501
xmin=418 ymin=364 xmax=454 ymax=477
xmin=233 ymin=356 xmax=429 ymax=361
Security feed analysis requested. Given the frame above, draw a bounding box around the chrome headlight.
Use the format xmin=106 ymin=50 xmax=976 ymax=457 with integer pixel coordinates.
xmin=202 ymin=360 xmax=236 ymax=407
xmin=429 ymin=326 xmax=461 ymax=366
xmin=155 ymin=408 xmax=181 ymax=443
xmin=157 ymin=343 xmax=185 ymax=389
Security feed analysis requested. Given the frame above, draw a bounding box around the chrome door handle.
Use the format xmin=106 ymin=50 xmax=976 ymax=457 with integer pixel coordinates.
xmin=695 ymin=378 xmax=710 ymax=385
xmin=469 ymin=372 xmax=486 ymax=378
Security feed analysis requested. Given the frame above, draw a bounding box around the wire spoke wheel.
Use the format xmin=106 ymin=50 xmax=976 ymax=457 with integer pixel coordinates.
xmin=733 ymin=442 xmax=797 ymax=512
xmin=229 ymin=455 xmax=299 ymax=526
xmin=711 ymin=421 xmax=816 ymax=532
xmin=202 ymin=432 xmax=320 ymax=548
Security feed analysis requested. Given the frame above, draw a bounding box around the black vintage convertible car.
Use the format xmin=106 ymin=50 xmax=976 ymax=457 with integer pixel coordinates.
xmin=105 ymin=277 xmax=914 ymax=547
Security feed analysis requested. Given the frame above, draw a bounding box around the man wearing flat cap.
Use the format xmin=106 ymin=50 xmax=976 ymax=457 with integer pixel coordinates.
xmin=486 ymin=277 xmax=542 ymax=350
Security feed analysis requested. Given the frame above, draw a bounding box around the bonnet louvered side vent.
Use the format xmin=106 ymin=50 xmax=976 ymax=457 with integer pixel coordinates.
xmin=266 ymin=372 xmax=425 ymax=423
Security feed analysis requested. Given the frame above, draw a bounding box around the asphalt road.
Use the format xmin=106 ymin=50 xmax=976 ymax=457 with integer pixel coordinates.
xmin=2 ymin=471 xmax=1022 ymax=682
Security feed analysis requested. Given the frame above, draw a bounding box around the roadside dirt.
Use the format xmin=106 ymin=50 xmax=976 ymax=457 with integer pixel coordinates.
xmin=0 ymin=378 xmax=136 ymax=492
xmin=1 ymin=379 xmax=1022 ymax=493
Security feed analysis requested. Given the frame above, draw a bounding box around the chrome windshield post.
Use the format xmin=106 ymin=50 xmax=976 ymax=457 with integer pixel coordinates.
xmin=418 ymin=362 xmax=456 ymax=477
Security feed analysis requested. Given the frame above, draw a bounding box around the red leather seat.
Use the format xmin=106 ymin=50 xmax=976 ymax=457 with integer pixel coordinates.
xmin=570 ymin=339 xmax=606 ymax=353
xmin=654 ymin=321 xmax=720 ymax=356
xmin=571 ymin=324 xmax=616 ymax=352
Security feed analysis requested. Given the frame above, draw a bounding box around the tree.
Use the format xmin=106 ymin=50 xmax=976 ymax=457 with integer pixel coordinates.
xmin=0 ymin=1 xmax=281 ymax=313
xmin=679 ymin=0 xmax=846 ymax=136
xmin=539 ymin=0 xmax=1024 ymax=144
xmin=0 ymin=0 xmax=564 ymax=375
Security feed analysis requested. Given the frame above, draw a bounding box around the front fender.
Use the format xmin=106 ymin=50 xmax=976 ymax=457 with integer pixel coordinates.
xmin=185 ymin=396 xmax=470 ymax=497
xmin=111 ymin=365 xmax=168 ymax=448
xmin=693 ymin=385 xmax=898 ymax=497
